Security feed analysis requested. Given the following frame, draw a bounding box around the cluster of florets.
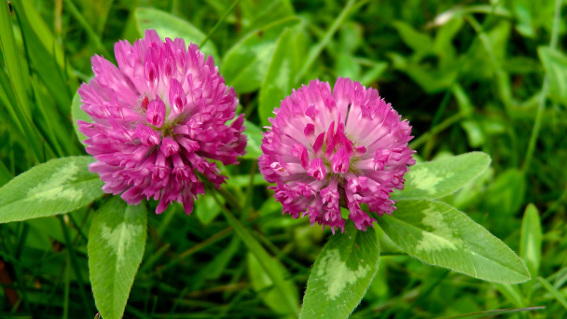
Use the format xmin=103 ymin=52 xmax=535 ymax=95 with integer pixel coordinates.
xmin=79 ymin=31 xmax=414 ymax=233
xmin=258 ymin=78 xmax=415 ymax=232
xmin=78 ymin=30 xmax=246 ymax=214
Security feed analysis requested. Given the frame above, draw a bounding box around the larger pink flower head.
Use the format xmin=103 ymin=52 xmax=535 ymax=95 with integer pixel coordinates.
xmin=259 ymin=78 xmax=415 ymax=233
xmin=78 ymin=29 xmax=246 ymax=215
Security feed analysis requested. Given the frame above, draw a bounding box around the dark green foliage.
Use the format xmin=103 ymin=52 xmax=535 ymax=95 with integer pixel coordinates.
xmin=0 ymin=0 xmax=566 ymax=318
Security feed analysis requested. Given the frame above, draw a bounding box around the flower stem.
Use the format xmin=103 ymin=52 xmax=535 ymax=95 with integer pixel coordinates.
xmin=151 ymin=227 xmax=233 ymax=276
xmin=58 ymin=215 xmax=94 ymax=316
xmin=200 ymin=0 xmax=241 ymax=48
xmin=241 ymin=160 xmax=257 ymax=221
xmin=409 ymin=112 xmax=465 ymax=150
xmin=210 ymin=187 xmax=300 ymax=316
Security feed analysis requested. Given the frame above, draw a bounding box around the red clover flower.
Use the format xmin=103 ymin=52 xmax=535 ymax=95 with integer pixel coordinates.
xmin=259 ymin=78 xmax=415 ymax=233
xmin=78 ymin=30 xmax=246 ymax=215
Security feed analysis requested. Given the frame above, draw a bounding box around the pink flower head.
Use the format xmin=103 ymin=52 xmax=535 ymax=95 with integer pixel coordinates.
xmin=78 ymin=29 xmax=246 ymax=215
xmin=259 ymin=78 xmax=415 ymax=233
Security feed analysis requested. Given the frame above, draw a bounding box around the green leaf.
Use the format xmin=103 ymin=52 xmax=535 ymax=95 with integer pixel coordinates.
xmin=520 ymin=203 xmax=542 ymax=295
xmin=482 ymin=169 xmax=526 ymax=217
xmin=335 ymin=53 xmax=361 ymax=83
xmin=0 ymin=156 xmax=104 ymax=224
xmin=241 ymin=120 xmax=263 ymax=160
xmin=240 ymin=0 xmax=295 ymax=33
xmin=392 ymin=152 xmax=491 ymax=200
xmin=359 ymin=61 xmax=387 ymax=87
xmin=402 ymin=64 xmax=459 ymax=93
xmin=195 ymin=195 xmax=222 ymax=225
xmin=538 ymin=46 xmax=567 ymax=106
xmin=520 ymin=204 xmax=542 ymax=273
xmin=135 ymin=7 xmax=218 ymax=60
xmin=222 ymin=17 xmax=300 ymax=93
xmin=247 ymin=252 xmax=299 ymax=317
xmin=392 ymin=21 xmax=433 ymax=54
xmin=452 ymin=83 xmax=474 ymax=116
xmin=461 ymin=120 xmax=485 ymax=147
xmin=89 ymin=197 xmax=147 ymax=319
xmin=380 ymin=200 xmax=530 ymax=283
xmin=227 ymin=174 xmax=268 ymax=187
xmin=300 ymin=222 xmax=379 ymax=319
xmin=71 ymin=91 xmax=92 ymax=145
xmin=338 ymin=22 xmax=362 ymax=54
xmin=513 ymin=2 xmax=535 ymax=38
xmin=258 ymin=28 xmax=303 ymax=127
xmin=433 ymin=17 xmax=463 ymax=55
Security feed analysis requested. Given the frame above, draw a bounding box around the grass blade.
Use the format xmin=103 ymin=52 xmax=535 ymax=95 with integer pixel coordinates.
xmin=210 ymin=188 xmax=299 ymax=316
xmin=538 ymin=276 xmax=567 ymax=310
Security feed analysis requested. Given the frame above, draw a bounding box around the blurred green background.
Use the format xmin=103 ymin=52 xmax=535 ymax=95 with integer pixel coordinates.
xmin=1 ymin=0 xmax=566 ymax=318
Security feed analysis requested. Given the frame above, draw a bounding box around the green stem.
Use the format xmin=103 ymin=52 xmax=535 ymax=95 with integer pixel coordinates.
xmin=62 ymin=0 xmax=112 ymax=59
xmin=542 ymin=181 xmax=567 ymax=219
xmin=539 ymin=276 xmax=567 ymax=310
xmin=152 ymin=227 xmax=232 ymax=276
xmin=200 ymin=0 xmax=241 ymax=48
xmin=210 ymin=187 xmax=299 ymax=316
xmin=138 ymin=243 xmax=170 ymax=275
xmin=216 ymin=187 xmax=242 ymax=212
xmin=431 ymin=90 xmax=452 ymax=128
xmin=409 ymin=112 xmax=465 ymax=150
xmin=465 ymin=15 xmax=501 ymax=76
xmin=522 ymin=0 xmax=562 ymax=173
xmin=424 ymin=90 xmax=452 ymax=159
xmin=294 ymin=0 xmax=357 ymax=84
xmin=241 ymin=160 xmax=257 ymax=221
xmin=251 ymin=228 xmax=308 ymax=271
xmin=58 ymin=215 xmax=94 ymax=316
xmin=63 ymin=256 xmax=70 ymax=319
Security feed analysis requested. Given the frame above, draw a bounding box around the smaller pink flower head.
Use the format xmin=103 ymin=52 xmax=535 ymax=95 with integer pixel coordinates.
xmin=78 ymin=29 xmax=246 ymax=215
xmin=259 ymin=78 xmax=415 ymax=233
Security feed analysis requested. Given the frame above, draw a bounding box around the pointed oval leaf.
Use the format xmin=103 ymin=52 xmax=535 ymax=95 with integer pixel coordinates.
xmin=0 ymin=156 xmax=104 ymax=224
xmin=392 ymin=21 xmax=433 ymax=54
xmin=195 ymin=195 xmax=222 ymax=225
xmin=300 ymin=222 xmax=379 ymax=319
xmin=89 ymin=197 xmax=147 ymax=319
xmin=135 ymin=7 xmax=218 ymax=60
xmin=222 ymin=17 xmax=300 ymax=93
xmin=380 ymin=199 xmax=530 ymax=283
xmin=520 ymin=203 xmax=542 ymax=287
xmin=393 ymin=152 xmax=491 ymax=200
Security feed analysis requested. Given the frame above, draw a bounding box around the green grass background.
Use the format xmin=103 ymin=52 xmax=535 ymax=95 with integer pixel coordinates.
xmin=0 ymin=0 xmax=566 ymax=318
